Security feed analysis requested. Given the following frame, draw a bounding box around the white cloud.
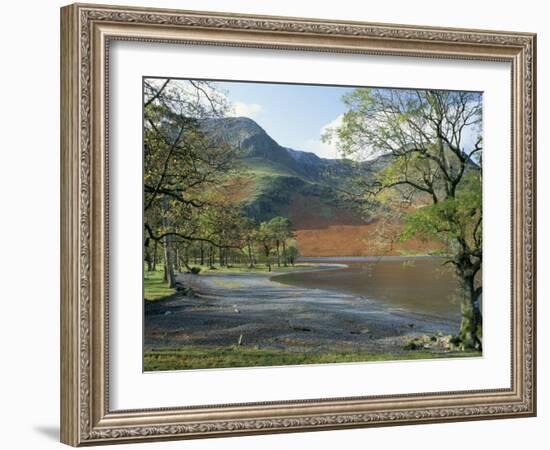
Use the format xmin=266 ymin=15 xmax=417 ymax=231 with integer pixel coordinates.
xmin=232 ymin=101 xmax=263 ymax=119
xmin=302 ymin=115 xmax=344 ymax=159
xmin=144 ymin=78 xmax=230 ymax=117
xmin=321 ymin=114 xmax=344 ymax=138
xmin=303 ymin=139 xmax=341 ymax=159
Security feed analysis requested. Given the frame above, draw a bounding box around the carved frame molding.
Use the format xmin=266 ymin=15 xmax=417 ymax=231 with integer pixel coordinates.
xmin=60 ymin=3 xmax=536 ymax=446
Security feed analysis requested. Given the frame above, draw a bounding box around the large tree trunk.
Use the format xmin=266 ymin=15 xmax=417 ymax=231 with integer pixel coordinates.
xmin=162 ymin=238 xmax=175 ymax=288
xmin=282 ymin=240 xmax=288 ymax=267
xmin=276 ymin=240 xmax=281 ymax=267
xmin=457 ymin=267 xmax=482 ymax=351
xmin=145 ymin=245 xmax=153 ymax=272
xmin=174 ymin=247 xmax=180 ymax=272
xmin=247 ymin=240 xmax=254 ymax=268
xmin=162 ymin=196 xmax=176 ymax=288
xmin=151 ymin=240 xmax=158 ymax=271
xmin=264 ymin=244 xmax=271 ymax=272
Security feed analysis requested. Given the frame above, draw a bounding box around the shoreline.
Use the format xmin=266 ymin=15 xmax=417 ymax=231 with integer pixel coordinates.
xmin=298 ymin=255 xmax=449 ymax=262
xmin=144 ymin=266 xmax=459 ymax=357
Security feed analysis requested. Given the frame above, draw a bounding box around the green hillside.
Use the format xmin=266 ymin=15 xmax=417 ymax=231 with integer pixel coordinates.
xmin=203 ymin=117 xmax=370 ymax=224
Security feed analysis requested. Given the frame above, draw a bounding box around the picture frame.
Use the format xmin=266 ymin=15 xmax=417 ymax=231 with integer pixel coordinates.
xmin=60 ymin=2 xmax=536 ymax=446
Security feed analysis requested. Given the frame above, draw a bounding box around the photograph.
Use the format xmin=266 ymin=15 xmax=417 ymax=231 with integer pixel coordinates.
xmin=143 ymin=78 xmax=484 ymax=371
xmin=56 ymin=2 xmax=537 ymax=446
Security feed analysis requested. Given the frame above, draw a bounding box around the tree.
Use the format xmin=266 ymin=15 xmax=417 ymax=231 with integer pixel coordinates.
xmin=198 ymin=195 xmax=245 ymax=267
xmin=324 ymin=88 xmax=483 ymax=350
xmin=286 ymin=239 xmax=300 ymax=266
xmin=143 ymin=78 xmax=239 ymax=285
xmin=267 ymin=217 xmax=294 ymax=267
xmin=241 ymin=218 xmax=259 ymax=268
xmin=257 ymin=221 xmax=276 ymax=272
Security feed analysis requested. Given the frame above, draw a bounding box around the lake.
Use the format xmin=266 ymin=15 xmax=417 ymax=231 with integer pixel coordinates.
xmin=272 ymin=257 xmax=462 ymax=323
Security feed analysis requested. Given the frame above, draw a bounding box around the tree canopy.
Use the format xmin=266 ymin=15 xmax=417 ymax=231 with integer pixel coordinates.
xmin=324 ymin=88 xmax=483 ymax=350
xmin=143 ymin=78 xmax=299 ymax=284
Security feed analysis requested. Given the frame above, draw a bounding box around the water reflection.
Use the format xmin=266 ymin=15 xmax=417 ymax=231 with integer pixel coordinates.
xmin=273 ymin=258 xmax=462 ymax=322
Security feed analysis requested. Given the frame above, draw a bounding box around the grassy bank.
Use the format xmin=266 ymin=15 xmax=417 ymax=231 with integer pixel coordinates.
xmin=144 ymin=347 xmax=481 ymax=371
xmin=144 ymin=268 xmax=175 ymax=301
xmin=143 ymin=263 xmax=326 ymax=301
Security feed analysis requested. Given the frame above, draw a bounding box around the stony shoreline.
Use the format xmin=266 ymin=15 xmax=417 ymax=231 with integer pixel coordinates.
xmin=144 ymin=267 xmax=459 ymax=355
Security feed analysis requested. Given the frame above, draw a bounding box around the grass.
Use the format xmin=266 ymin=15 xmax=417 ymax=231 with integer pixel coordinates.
xmin=144 ymin=268 xmax=176 ymax=301
xmin=211 ymin=279 xmax=244 ymax=289
xmin=143 ymin=263 xmax=314 ymax=301
xmin=245 ymin=158 xmax=303 ymax=179
xmin=143 ymin=263 xmax=324 ymax=301
xmin=144 ymin=347 xmax=481 ymax=371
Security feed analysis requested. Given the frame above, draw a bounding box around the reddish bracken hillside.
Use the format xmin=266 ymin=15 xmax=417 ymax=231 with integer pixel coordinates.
xmin=295 ymin=225 xmax=439 ymax=257
xmin=282 ymin=194 xmax=439 ymax=257
xmin=208 ymin=116 xmax=442 ymax=257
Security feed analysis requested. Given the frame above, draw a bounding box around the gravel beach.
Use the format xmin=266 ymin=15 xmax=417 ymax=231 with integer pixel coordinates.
xmin=144 ymin=266 xmax=458 ymax=354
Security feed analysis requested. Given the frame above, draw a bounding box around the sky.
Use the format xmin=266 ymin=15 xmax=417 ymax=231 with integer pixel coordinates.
xmin=211 ymin=80 xmax=354 ymax=159
xmin=146 ymin=78 xmax=482 ymax=161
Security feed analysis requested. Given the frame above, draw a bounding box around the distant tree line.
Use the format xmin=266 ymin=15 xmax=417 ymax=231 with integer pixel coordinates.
xmin=146 ymin=216 xmax=299 ymax=273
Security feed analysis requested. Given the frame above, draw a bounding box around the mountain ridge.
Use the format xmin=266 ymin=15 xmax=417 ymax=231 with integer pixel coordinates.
xmin=203 ymin=116 xmax=377 ymax=185
xmin=203 ymin=116 xmax=375 ymax=223
xmin=203 ymin=116 xmax=440 ymax=257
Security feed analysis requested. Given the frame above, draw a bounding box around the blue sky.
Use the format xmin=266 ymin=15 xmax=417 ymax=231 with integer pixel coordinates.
xmin=211 ymin=80 xmax=354 ymax=159
xmin=149 ymin=79 xmax=481 ymax=160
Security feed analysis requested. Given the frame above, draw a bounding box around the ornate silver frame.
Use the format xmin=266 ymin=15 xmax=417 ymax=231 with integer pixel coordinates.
xmin=60 ymin=3 xmax=536 ymax=446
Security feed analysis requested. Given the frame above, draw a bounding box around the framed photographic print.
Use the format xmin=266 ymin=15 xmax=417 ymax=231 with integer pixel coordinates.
xmin=60 ymin=3 xmax=537 ymax=446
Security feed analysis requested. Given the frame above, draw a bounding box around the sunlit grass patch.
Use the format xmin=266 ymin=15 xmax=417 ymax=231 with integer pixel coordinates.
xmin=211 ymin=279 xmax=244 ymax=289
xmin=144 ymin=268 xmax=176 ymax=301
xmin=144 ymin=346 xmax=481 ymax=371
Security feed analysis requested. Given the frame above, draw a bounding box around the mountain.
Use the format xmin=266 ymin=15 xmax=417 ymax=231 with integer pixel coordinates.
xmin=203 ymin=117 xmax=437 ymax=257
xmin=202 ymin=117 xmax=360 ymax=183
xmin=203 ymin=117 xmax=376 ymax=222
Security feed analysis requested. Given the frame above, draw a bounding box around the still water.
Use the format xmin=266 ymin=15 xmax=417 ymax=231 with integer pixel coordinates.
xmin=273 ymin=257 xmax=462 ymax=323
